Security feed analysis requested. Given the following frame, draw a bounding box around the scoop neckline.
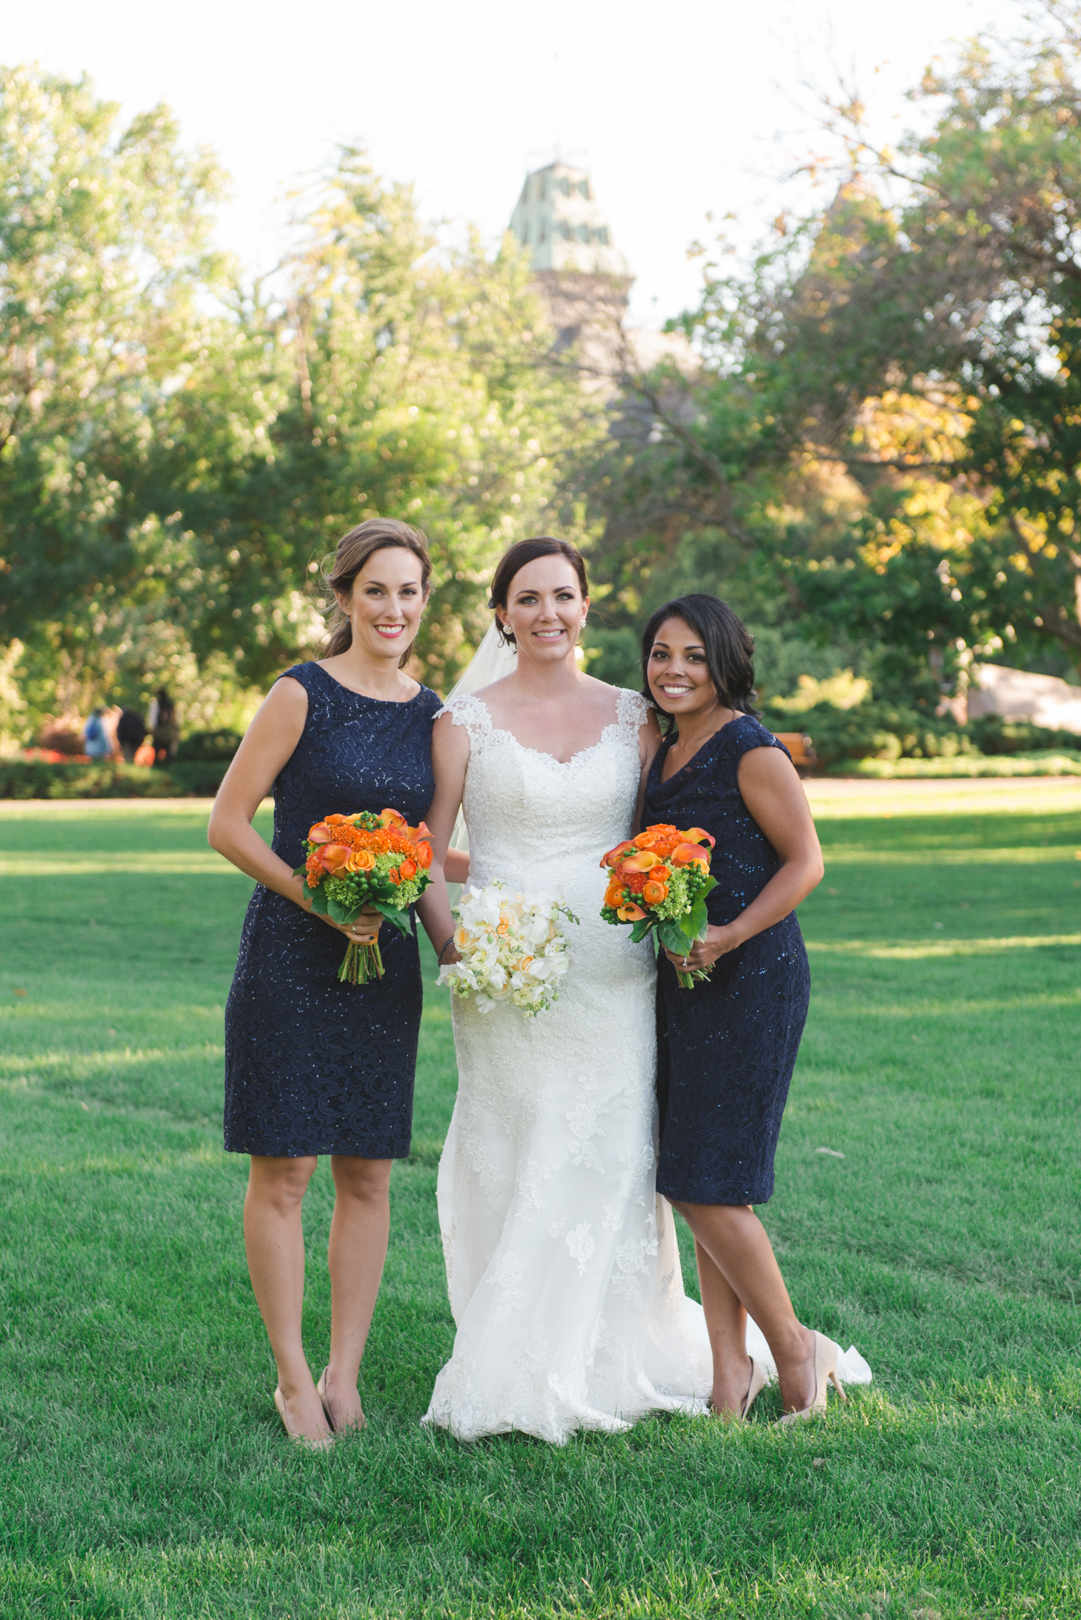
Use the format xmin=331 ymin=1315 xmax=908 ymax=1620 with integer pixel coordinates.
xmin=308 ymin=662 xmax=428 ymax=705
xmin=655 ymin=714 xmax=748 ymax=786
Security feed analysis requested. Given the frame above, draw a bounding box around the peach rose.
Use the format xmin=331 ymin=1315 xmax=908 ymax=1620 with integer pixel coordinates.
xmin=345 ymin=848 xmax=376 ymax=873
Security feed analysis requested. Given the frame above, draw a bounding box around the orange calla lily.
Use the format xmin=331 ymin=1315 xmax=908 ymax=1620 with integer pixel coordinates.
xmin=307 ymin=822 xmax=334 ymax=844
xmin=681 ymin=827 xmax=716 ymax=848
xmin=671 ymin=843 xmax=710 ymax=868
xmin=600 ymin=839 xmax=635 ymax=869
xmin=325 ymin=814 xmax=349 ymax=826
xmin=620 ymin=850 xmax=660 ymax=873
xmin=319 ymin=843 xmax=353 ymax=874
xmin=617 ymin=902 xmax=647 ymax=922
xmin=380 ymin=808 xmax=409 ymax=831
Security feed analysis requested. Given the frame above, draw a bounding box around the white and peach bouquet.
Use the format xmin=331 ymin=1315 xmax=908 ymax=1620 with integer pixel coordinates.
xmin=437 ymin=881 xmax=577 ymax=1017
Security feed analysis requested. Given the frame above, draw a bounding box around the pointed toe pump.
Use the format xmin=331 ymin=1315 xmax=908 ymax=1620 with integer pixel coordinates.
xmin=777 ymin=1331 xmax=847 ymax=1425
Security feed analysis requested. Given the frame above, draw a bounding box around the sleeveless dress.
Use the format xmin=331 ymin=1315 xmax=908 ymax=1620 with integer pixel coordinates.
xmin=223 ymin=662 xmax=442 ymax=1159
xmin=644 ymin=715 xmax=811 ymax=1206
xmin=424 ymin=687 xmax=712 ymax=1444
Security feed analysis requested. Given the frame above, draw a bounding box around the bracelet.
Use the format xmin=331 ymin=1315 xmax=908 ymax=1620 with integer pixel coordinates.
xmin=436 ymin=934 xmax=456 ymax=963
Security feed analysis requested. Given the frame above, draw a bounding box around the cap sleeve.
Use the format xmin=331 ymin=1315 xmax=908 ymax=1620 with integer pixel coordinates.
xmin=723 ymin=715 xmax=793 ymax=765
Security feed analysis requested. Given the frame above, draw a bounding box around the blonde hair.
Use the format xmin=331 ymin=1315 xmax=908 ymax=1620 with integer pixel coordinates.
xmin=323 ymin=518 xmax=432 ymax=665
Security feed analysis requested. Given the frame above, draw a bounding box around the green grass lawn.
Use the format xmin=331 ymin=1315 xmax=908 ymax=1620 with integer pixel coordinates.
xmin=1 ymin=784 xmax=1080 ymax=1620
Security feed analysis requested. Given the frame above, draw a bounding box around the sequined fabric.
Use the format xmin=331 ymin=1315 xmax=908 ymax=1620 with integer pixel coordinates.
xmin=223 ymin=662 xmax=442 ymax=1158
xmin=644 ymin=714 xmax=810 ymax=1205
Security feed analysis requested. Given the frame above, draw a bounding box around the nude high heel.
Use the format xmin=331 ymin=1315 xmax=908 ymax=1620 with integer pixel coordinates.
xmin=741 ymin=1356 xmax=768 ymax=1421
xmin=777 ymin=1331 xmax=847 ymax=1424
xmin=274 ymin=1385 xmax=334 ymax=1449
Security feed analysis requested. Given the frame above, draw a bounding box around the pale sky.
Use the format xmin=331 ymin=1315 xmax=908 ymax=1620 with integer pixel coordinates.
xmin=12 ymin=0 xmax=1024 ymax=325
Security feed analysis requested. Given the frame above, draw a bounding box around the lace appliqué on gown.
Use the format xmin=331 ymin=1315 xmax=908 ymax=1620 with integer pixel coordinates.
xmin=423 ymin=688 xmax=714 ymax=1443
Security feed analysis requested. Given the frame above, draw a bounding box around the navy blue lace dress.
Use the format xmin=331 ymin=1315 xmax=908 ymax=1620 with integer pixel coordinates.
xmin=224 ymin=662 xmax=442 ymax=1159
xmin=644 ymin=715 xmax=811 ymax=1206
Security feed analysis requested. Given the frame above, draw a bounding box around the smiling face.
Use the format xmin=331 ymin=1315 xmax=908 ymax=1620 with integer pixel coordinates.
xmin=335 ymin=544 xmax=428 ymax=661
xmin=498 ymin=555 xmax=587 ymax=665
xmin=647 ymin=616 xmax=725 ymax=721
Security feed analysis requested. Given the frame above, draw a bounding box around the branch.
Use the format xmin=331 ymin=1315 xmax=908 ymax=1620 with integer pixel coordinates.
xmin=612 ymin=362 xmax=758 ymax=550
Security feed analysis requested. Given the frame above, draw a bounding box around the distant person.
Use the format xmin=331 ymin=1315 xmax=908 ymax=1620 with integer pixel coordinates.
xmin=82 ymin=708 xmax=110 ymax=760
xmin=116 ymin=707 xmax=147 ymax=764
xmin=208 ymin=518 xmax=470 ymax=1448
xmin=149 ymin=689 xmax=179 ymax=765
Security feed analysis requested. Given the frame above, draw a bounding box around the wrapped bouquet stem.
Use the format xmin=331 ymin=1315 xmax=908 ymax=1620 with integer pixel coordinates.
xmin=437 ymin=881 xmax=577 ymax=1016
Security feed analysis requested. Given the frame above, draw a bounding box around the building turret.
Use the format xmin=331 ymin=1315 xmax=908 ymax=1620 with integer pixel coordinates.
xmin=509 ymin=162 xmax=631 ymax=279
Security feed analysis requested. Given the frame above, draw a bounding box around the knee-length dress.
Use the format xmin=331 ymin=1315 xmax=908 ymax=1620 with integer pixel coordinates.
xmin=643 ymin=714 xmax=811 ymax=1206
xmin=224 ymin=662 xmax=442 ymax=1158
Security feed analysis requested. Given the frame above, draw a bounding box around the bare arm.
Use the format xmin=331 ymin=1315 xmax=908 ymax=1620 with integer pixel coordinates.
xmin=662 ymin=746 xmax=824 ymax=971
xmin=207 ymin=678 xmax=379 ymax=941
xmin=413 ymin=711 xmax=471 ymax=965
xmin=633 ymin=709 xmax=664 ymax=834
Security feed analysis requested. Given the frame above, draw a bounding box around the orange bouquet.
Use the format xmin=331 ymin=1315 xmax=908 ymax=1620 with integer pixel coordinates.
xmin=599 ymin=822 xmax=717 ymax=988
xmin=294 ymin=808 xmax=433 ymax=984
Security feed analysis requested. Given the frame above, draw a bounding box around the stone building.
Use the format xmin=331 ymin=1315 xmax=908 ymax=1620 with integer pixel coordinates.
xmin=507 ymin=161 xmax=693 ymax=395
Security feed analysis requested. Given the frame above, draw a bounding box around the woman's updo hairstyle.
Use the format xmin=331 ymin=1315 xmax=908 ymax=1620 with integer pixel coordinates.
xmin=322 ymin=518 xmax=431 ymax=665
xmin=640 ymin=593 xmax=759 ymax=732
xmin=489 ymin=536 xmax=589 ymax=646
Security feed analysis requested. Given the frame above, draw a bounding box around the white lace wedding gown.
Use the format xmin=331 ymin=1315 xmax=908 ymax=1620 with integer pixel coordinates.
xmin=423 ymin=687 xmax=714 ymax=1444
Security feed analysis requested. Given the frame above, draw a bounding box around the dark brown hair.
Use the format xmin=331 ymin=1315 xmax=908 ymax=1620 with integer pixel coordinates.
xmin=323 ymin=519 xmax=431 ymax=664
xmin=640 ymin=593 xmax=758 ymax=733
xmin=489 ymin=536 xmax=589 ymax=645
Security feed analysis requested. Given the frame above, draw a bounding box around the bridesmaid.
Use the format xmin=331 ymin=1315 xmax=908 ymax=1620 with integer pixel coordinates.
xmin=209 ymin=518 xmax=467 ymax=1446
xmin=641 ymin=593 xmax=837 ymax=1423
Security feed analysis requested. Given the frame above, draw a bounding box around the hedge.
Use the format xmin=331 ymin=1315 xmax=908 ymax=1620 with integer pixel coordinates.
xmin=0 ymin=759 xmax=231 ymax=799
xmin=833 ymin=750 xmax=1081 ymax=779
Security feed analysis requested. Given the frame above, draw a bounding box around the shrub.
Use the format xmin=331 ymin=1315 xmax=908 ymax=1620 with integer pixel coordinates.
xmin=0 ymin=760 xmax=230 ymax=799
xmin=175 ymin=729 xmax=242 ymax=763
xmin=761 ymin=700 xmax=971 ymax=767
xmin=966 ymin=715 xmax=1081 ymax=755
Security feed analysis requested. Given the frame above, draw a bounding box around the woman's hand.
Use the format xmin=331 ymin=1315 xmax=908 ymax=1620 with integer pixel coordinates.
xmin=663 ymin=922 xmax=744 ymax=972
xmin=311 ymin=903 xmax=383 ymax=945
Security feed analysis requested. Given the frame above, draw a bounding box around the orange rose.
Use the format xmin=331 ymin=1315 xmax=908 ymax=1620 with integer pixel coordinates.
xmin=604 ymin=878 xmax=625 ymax=908
xmin=388 ymin=866 xmax=403 ymax=885
xmin=651 ymin=865 xmax=670 ymax=881
xmin=642 ymin=879 xmax=669 ymax=905
xmin=345 ymin=848 xmax=376 ymax=873
xmin=617 ymin=902 xmax=647 ymax=922
xmin=398 ymin=858 xmax=418 ymax=881
xmin=600 ymin=839 xmax=635 ymax=869
xmin=319 ymin=844 xmax=353 ymax=874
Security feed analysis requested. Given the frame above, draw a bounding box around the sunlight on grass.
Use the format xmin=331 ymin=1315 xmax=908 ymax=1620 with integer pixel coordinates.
xmin=809 ymin=932 xmax=1081 ymax=957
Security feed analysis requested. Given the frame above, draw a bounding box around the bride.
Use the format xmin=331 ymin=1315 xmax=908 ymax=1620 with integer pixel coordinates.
xmin=419 ymin=536 xmax=712 ymax=1443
